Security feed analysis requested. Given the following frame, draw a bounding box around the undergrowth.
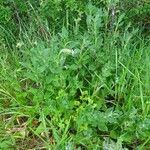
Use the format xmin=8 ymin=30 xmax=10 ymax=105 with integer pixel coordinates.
xmin=0 ymin=1 xmax=150 ymax=150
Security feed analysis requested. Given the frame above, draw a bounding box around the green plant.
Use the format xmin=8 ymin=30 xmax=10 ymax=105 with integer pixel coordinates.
xmin=0 ymin=1 xmax=150 ymax=149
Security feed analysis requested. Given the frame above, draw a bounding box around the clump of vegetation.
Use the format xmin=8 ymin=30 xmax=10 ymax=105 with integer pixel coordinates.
xmin=0 ymin=0 xmax=150 ymax=149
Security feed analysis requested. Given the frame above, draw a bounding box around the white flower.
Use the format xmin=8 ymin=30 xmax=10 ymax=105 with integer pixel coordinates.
xmin=16 ymin=42 xmax=24 ymax=48
xmin=60 ymin=48 xmax=75 ymax=56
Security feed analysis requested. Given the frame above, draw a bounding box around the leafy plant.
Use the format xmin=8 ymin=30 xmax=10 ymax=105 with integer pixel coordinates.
xmin=0 ymin=0 xmax=150 ymax=149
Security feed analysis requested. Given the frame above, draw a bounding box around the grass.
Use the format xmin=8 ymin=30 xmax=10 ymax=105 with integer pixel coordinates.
xmin=0 ymin=4 xmax=150 ymax=150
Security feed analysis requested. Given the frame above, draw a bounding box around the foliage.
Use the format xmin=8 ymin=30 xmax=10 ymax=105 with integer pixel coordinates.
xmin=0 ymin=0 xmax=150 ymax=149
xmin=119 ymin=0 xmax=150 ymax=31
xmin=1 ymin=0 xmax=150 ymax=43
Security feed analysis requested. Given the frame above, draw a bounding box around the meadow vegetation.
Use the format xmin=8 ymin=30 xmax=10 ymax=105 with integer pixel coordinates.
xmin=0 ymin=0 xmax=150 ymax=149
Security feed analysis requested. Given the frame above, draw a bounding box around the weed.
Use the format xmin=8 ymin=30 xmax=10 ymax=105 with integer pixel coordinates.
xmin=0 ymin=1 xmax=150 ymax=149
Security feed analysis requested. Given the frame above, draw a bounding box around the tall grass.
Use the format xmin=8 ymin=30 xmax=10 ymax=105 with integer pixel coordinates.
xmin=0 ymin=2 xmax=150 ymax=150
